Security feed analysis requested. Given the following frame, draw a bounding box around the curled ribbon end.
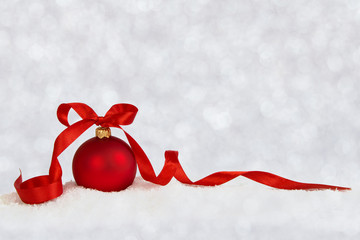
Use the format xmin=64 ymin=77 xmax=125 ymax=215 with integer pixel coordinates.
xmin=15 ymin=175 xmax=63 ymax=204
xmin=14 ymin=169 xmax=23 ymax=189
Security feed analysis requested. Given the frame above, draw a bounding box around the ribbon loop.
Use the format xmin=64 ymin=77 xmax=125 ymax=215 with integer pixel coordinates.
xmin=14 ymin=103 xmax=350 ymax=204
xmin=57 ymin=103 xmax=98 ymax=127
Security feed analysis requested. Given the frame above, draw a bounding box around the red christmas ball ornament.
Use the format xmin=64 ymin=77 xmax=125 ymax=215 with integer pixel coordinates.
xmin=72 ymin=127 xmax=137 ymax=192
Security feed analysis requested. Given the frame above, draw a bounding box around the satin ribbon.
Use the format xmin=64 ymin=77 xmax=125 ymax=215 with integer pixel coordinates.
xmin=14 ymin=103 xmax=350 ymax=204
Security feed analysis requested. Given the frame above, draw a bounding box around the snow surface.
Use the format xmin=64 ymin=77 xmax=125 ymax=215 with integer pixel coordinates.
xmin=1 ymin=0 xmax=360 ymax=239
xmin=1 ymin=178 xmax=359 ymax=240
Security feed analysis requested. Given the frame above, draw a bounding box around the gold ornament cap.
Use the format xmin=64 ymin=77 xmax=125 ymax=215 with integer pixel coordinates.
xmin=96 ymin=127 xmax=111 ymax=139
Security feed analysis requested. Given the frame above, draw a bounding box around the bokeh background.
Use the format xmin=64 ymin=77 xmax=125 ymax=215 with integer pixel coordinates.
xmin=0 ymin=0 xmax=358 ymax=195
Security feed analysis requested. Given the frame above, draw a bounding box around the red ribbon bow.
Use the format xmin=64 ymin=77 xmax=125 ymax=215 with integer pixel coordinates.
xmin=15 ymin=103 xmax=350 ymax=204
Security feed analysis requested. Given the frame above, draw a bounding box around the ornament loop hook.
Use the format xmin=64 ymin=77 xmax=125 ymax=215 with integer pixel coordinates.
xmin=96 ymin=127 xmax=111 ymax=139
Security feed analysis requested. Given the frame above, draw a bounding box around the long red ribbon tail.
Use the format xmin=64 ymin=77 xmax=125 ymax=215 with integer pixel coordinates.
xmin=122 ymin=129 xmax=350 ymax=191
xmin=14 ymin=103 xmax=351 ymax=205
xmin=14 ymin=119 xmax=95 ymax=204
xmin=14 ymin=103 xmax=99 ymax=204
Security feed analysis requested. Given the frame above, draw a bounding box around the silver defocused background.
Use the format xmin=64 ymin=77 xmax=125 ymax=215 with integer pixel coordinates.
xmin=0 ymin=0 xmax=358 ymax=194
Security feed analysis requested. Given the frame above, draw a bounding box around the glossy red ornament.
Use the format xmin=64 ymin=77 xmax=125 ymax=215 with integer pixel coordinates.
xmin=72 ymin=131 xmax=137 ymax=192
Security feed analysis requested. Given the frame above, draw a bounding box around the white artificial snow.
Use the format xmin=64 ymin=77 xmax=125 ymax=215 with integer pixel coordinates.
xmin=1 ymin=178 xmax=359 ymax=240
